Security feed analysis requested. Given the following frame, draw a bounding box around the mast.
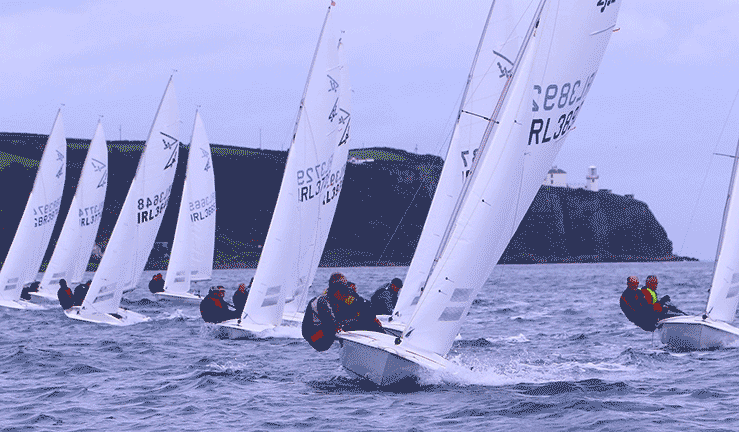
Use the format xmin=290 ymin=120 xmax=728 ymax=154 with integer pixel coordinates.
xmin=289 ymin=2 xmax=334 ymax=145
xmin=401 ymin=0 xmax=547 ymax=338
xmin=707 ymin=134 xmax=739 ymax=313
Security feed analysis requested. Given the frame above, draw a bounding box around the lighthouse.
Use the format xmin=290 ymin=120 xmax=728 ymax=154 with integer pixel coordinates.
xmin=585 ymin=166 xmax=599 ymax=192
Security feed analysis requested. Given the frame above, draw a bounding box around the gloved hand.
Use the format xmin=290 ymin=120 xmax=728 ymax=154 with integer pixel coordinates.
xmin=660 ymin=295 xmax=671 ymax=303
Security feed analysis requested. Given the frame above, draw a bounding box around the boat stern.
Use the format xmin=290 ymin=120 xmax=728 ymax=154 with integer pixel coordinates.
xmin=658 ymin=315 xmax=739 ymax=350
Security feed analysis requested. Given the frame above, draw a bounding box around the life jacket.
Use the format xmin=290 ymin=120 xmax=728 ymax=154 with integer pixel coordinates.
xmin=642 ymin=287 xmax=662 ymax=312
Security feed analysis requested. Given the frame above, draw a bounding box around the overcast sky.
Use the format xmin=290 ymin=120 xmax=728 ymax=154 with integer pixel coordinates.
xmin=1 ymin=0 xmax=738 ymax=260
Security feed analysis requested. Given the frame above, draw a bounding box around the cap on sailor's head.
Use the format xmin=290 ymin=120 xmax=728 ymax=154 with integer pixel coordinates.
xmin=646 ymin=275 xmax=658 ymax=287
xmin=627 ymin=276 xmax=639 ymax=287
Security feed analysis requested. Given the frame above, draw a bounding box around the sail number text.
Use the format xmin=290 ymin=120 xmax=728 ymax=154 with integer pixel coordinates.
xmin=79 ymin=201 xmax=105 ymax=227
xmin=32 ymin=197 xmax=62 ymax=227
xmin=189 ymin=192 xmax=216 ymax=222
xmin=137 ymin=186 xmax=172 ymax=224
xmin=529 ymin=73 xmax=596 ymax=145
xmin=297 ymin=156 xmax=344 ymax=204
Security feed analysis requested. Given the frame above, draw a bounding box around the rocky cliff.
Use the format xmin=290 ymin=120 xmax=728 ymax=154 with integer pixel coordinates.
xmin=0 ymin=133 xmax=693 ymax=270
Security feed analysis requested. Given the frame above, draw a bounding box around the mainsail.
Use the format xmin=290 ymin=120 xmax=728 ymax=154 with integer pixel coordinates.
xmin=38 ymin=121 xmax=108 ymax=298
xmin=0 ymin=110 xmax=67 ymax=308
xmin=393 ymin=0 xmax=539 ymax=325
xmin=238 ymin=4 xmax=350 ymax=328
xmin=704 ymin=134 xmax=739 ymax=323
xmin=399 ymin=0 xmax=621 ymax=356
xmin=78 ymin=78 xmax=179 ymax=316
xmin=163 ymin=111 xmax=216 ymax=295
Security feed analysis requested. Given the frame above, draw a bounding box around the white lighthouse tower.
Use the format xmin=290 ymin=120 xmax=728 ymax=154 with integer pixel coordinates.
xmin=585 ymin=165 xmax=599 ymax=191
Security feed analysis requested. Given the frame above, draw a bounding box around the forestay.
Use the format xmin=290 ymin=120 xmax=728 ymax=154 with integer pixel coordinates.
xmin=240 ymin=5 xmax=350 ymax=327
xmin=0 ymin=110 xmax=67 ymax=306
xmin=163 ymin=111 xmax=216 ymax=294
xmin=38 ymin=121 xmax=108 ymax=297
xmin=400 ymin=0 xmax=621 ymax=356
xmin=393 ymin=0 xmax=539 ymax=325
xmin=79 ymin=78 xmax=179 ymax=315
xmin=705 ymin=134 xmax=739 ymax=323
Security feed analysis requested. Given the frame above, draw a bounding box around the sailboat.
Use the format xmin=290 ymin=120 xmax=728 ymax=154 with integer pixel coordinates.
xmin=0 ymin=110 xmax=67 ymax=310
xmin=218 ymin=2 xmax=350 ymax=338
xmin=155 ymin=111 xmax=215 ymax=304
xmin=65 ymin=77 xmax=180 ymax=325
xmin=337 ymin=0 xmax=621 ymax=386
xmin=659 ymin=133 xmax=739 ymax=350
xmin=32 ymin=121 xmax=108 ymax=303
xmin=385 ymin=0 xmax=535 ymax=336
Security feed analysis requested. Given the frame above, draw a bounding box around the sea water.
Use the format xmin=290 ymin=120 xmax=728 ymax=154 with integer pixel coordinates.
xmin=1 ymin=261 xmax=736 ymax=431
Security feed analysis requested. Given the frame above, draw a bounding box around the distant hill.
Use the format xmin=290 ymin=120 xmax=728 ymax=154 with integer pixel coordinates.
xmin=0 ymin=132 xmax=694 ymax=272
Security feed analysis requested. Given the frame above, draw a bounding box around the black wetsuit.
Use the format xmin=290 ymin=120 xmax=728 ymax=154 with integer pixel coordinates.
xmin=302 ymin=286 xmax=384 ymax=352
xmin=57 ymin=286 xmax=74 ymax=310
xmin=73 ymin=284 xmax=89 ymax=307
xmin=149 ymin=277 xmax=165 ymax=294
xmin=370 ymin=283 xmax=398 ymax=316
xmin=199 ymin=294 xmax=239 ymax=323
xmin=302 ymin=295 xmax=338 ymax=352
xmin=20 ymin=282 xmax=40 ymax=301
xmin=232 ymin=288 xmax=249 ymax=316
xmin=621 ymin=288 xmax=683 ymax=331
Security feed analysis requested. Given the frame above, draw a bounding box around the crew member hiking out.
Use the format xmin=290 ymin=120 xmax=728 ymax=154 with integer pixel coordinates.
xmin=302 ymin=273 xmax=384 ymax=352
xmin=200 ymin=286 xmax=239 ymax=324
xmin=621 ymin=274 xmax=685 ymax=331
xmin=20 ymin=281 xmax=40 ymax=301
xmin=232 ymin=279 xmax=251 ymax=316
xmin=57 ymin=279 xmax=74 ymax=310
xmin=370 ymin=277 xmax=403 ymax=316
xmin=149 ymin=273 xmax=164 ymax=293
xmin=73 ymin=280 xmax=91 ymax=306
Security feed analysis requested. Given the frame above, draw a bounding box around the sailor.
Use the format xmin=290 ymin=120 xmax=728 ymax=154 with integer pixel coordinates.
xmin=620 ymin=276 xmax=652 ymax=331
xmin=57 ymin=279 xmax=74 ymax=310
xmin=302 ymin=275 xmax=384 ymax=352
xmin=199 ymin=286 xmax=239 ymax=324
xmin=370 ymin=277 xmax=403 ymax=315
xmin=232 ymin=279 xmax=251 ymax=316
xmin=148 ymin=273 xmax=165 ymax=294
xmin=302 ymin=273 xmax=351 ymax=351
xmin=73 ymin=280 xmax=91 ymax=306
xmin=20 ymin=281 xmax=40 ymax=301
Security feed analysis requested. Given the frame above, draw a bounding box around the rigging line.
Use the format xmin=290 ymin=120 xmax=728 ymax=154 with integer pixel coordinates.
xmin=373 ymin=76 xmax=467 ymax=266
xmin=678 ymin=87 xmax=739 ymax=256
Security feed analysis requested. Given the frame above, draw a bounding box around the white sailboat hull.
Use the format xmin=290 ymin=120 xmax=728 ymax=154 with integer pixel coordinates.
xmin=153 ymin=291 xmax=202 ymax=305
xmin=215 ymin=311 xmax=305 ymax=339
xmin=0 ymin=298 xmax=47 ymax=310
xmin=337 ymin=331 xmax=452 ymax=386
xmin=64 ymin=306 xmax=150 ymax=326
xmin=28 ymin=291 xmax=59 ymax=305
xmin=658 ymin=315 xmax=739 ymax=350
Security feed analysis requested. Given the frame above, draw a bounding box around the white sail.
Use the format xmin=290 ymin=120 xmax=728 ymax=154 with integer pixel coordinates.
xmin=393 ymin=0 xmax=539 ymax=325
xmin=0 ymin=110 xmax=67 ymax=308
xmin=400 ymin=0 xmax=621 ymax=356
xmin=78 ymin=78 xmax=179 ymax=316
xmin=38 ymin=121 xmax=108 ymax=298
xmin=705 ymin=135 xmax=739 ymax=323
xmin=239 ymin=5 xmax=348 ymax=328
xmin=163 ymin=111 xmax=216 ymax=295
